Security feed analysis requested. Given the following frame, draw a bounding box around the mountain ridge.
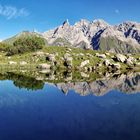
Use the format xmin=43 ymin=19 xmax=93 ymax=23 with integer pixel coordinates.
xmin=3 ymin=19 xmax=140 ymax=53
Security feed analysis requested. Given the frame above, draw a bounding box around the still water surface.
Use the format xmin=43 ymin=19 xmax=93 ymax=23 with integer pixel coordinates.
xmin=0 ymin=79 xmax=140 ymax=140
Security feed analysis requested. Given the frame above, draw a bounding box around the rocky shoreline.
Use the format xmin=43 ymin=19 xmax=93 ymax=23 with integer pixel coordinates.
xmin=35 ymin=47 xmax=140 ymax=72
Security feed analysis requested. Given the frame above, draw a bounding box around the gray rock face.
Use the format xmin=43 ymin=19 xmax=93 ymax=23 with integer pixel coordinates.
xmin=42 ymin=19 xmax=140 ymax=53
xmin=117 ymin=21 xmax=140 ymax=44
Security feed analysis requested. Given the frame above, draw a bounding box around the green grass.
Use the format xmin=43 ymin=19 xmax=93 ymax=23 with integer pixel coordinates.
xmin=0 ymin=46 xmax=138 ymax=74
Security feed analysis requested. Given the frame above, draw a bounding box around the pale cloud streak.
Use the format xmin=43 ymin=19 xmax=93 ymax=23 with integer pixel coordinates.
xmin=0 ymin=4 xmax=29 ymax=20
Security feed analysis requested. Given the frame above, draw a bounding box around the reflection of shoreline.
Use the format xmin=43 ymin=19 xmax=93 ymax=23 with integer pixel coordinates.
xmin=55 ymin=73 xmax=140 ymax=96
xmin=0 ymin=70 xmax=140 ymax=96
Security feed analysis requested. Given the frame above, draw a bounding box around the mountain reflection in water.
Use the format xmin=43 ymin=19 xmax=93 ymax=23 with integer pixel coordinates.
xmin=0 ymin=69 xmax=140 ymax=95
xmin=0 ymin=70 xmax=140 ymax=140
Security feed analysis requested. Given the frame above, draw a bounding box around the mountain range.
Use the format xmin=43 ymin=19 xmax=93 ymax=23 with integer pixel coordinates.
xmin=4 ymin=19 xmax=140 ymax=53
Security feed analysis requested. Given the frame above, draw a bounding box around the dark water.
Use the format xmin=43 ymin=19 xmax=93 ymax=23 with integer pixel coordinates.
xmin=0 ymin=80 xmax=140 ymax=140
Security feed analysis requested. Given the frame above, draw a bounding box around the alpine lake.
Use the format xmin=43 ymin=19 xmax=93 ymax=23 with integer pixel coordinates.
xmin=0 ymin=67 xmax=140 ymax=140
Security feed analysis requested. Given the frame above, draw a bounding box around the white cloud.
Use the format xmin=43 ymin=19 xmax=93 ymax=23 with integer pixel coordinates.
xmin=0 ymin=4 xmax=29 ymax=20
xmin=115 ymin=9 xmax=120 ymax=14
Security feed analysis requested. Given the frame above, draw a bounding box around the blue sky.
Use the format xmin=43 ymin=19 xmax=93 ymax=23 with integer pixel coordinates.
xmin=0 ymin=0 xmax=140 ymax=40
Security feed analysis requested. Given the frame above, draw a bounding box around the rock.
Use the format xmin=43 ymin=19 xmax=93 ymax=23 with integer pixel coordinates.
xmin=96 ymin=63 xmax=102 ymax=67
xmin=8 ymin=61 xmax=17 ymax=65
xmin=39 ymin=69 xmax=51 ymax=73
xmin=96 ymin=53 xmax=106 ymax=59
xmin=64 ymin=53 xmax=73 ymax=68
xmin=81 ymin=72 xmax=89 ymax=78
xmin=33 ymin=51 xmax=46 ymax=57
xmin=66 ymin=48 xmax=72 ymax=52
xmin=136 ymin=62 xmax=140 ymax=66
xmin=47 ymin=54 xmax=56 ymax=62
xmin=84 ymin=66 xmax=93 ymax=72
xmin=103 ymin=59 xmax=111 ymax=66
xmin=79 ymin=53 xmax=84 ymax=56
xmin=126 ymin=56 xmax=136 ymax=66
xmin=37 ymin=64 xmax=51 ymax=69
xmin=65 ymin=57 xmax=73 ymax=66
xmin=112 ymin=63 xmax=121 ymax=69
xmin=126 ymin=59 xmax=134 ymax=66
xmin=115 ymin=54 xmax=127 ymax=63
xmin=20 ymin=61 xmax=27 ymax=65
xmin=105 ymin=52 xmax=110 ymax=56
xmin=80 ymin=60 xmax=89 ymax=67
xmin=86 ymin=53 xmax=93 ymax=57
xmin=64 ymin=53 xmax=71 ymax=59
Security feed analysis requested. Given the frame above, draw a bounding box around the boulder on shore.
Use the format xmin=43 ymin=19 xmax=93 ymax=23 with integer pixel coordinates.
xmin=115 ymin=54 xmax=127 ymax=63
xmin=96 ymin=53 xmax=106 ymax=59
xmin=37 ymin=64 xmax=51 ymax=69
xmin=80 ymin=60 xmax=89 ymax=67
xmin=8 ymin=61 xmax=17 ymax=65
xmin=20 ymin=61 xmax=27 ymax=65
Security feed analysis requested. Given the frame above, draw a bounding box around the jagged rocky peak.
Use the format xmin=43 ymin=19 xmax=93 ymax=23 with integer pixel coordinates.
xmin=115 ymin=21 xmax=140 ymax=44
xmin=74 ymin=19 xmax=90 ymax=27
xmin=4 ymin=18 xmax=140 ymax=53
xmin=91 ymin=19 xmax=109 ymax=28
xmin=62 ymin=19 xmax=70 ymax=27
xmin=117 ymin=21 xmax=140 ymax=32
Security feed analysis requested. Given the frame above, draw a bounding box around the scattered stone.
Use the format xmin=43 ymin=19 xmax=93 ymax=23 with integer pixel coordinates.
xmin=96 ymin=63 xmax=102 ymax=67
xmin=80 ymin=60 xmax=89 ymax=67
xmin=126 ymin=59 xmax=134 ymax=66
xmin=39 ymin=69 xmax=51 ymax=73
xmin=136 ymin=62 xmax=140 ymax=66
xmin=47 ymin=54 xmax=56 ymax=62
xmin=105 ymin=52 xmax=110 ymax=56
xmin=33 ymin=51 xmax=46 ymax=57
xmin=64 ymin=53 xmax=71 ymax=59
xmin=112 ymin=63 xmax=121 ymax=70
xmin=64 ymin=53 xmax=73 ymax=68
xmin=20 ymin=61 xmax=27 ymax=65
xmin=8 ymin=61 xmax=17 ymax=65
xmin=81 ymin=72 xmax=89 ymax=78
xmin=115 ymin=54 xmax=127 ymax=63
xmin=86 ymin=53 xmax=93 ymax=57
xmin=66 ymin=48 xmax=72 ymax=52
xmin=103 ymin=59 xmax=111 ymax=66
xmin=65 ymin=57 xmax=73 ymax=66
xmin=79 ymin=53 xmax=84 ymax=56
xmin=96 ymin=53 xmax=106 ymax=59
xmin=37 ymin=64 xmax=51 ymax=69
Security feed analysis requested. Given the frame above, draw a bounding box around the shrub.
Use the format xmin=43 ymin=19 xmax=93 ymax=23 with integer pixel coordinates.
xmin=7 ymin=36 xmax=45 ymax=56
xmin=0 ymin=42 xmax=12 ymax=52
